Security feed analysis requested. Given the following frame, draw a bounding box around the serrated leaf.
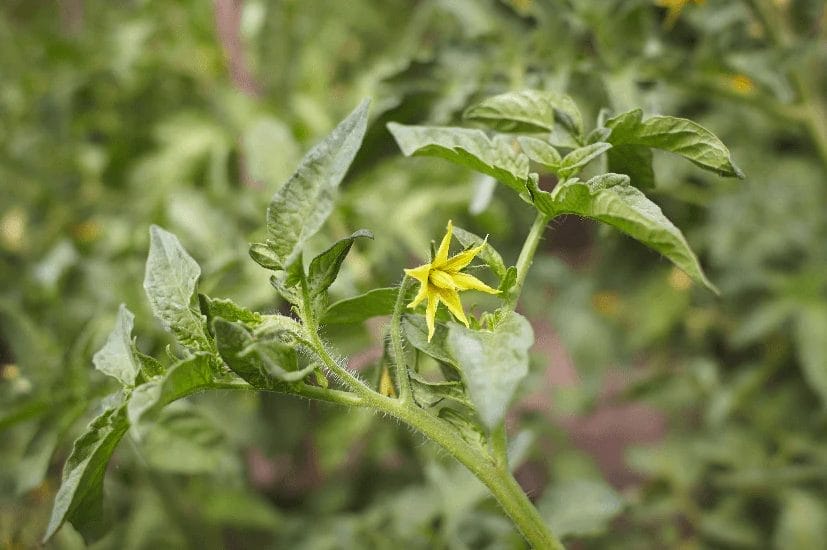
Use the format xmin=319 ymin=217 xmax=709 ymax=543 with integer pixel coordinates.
xmin=558 ymin=142 xmax=612 ymax=178
xmin=446 ymin=311 xmax=533 ymax=429
xmin=265 ymin=99 xmax=370 ymax=268
xmin=607 ymin=144 xmax=655 ymax=189
xmin=606 ymin=109 xmax=743 ymax=178
xmin=143 ymin=226 xmax=212 ymax=352
xmin=452 ymin=226 xmax=506 ymax=280
xmin=387 ymin=123 xmax=529 ymax=196
xmin=214 ymin=319 xmax=312 ymax=386
xmin=323 ymin=287 xmax=399 ymax=324
xmin=539 ymin=479 xmax=624 ymax=539
xmin=464 ymin=90 xmax=584 ymax=137
xmin=795 ymin=306 xmax=827 ymax=408
xmin=92 ymin=304 xmax=139 ymax=386
xmin=518 ymin=136 xmax=562 ymax=170
xmin=43 ymin=405 xmax=129 ymax=543
xmin=127 ymin=353 xmax=214 ymax=432
xmin=198 ymin=294 xmax=262 ymax=329
xmin=530 ymin=174 xmax=717 ymax=293
xmin=307 ymin=229 xmax=373 ymax=296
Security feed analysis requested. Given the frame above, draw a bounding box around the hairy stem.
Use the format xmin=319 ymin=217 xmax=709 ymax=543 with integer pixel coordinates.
xmin=390 ymin=276 xmax=413 ymax=402
xmin=508 ymin=211 xmax=550 ymax=309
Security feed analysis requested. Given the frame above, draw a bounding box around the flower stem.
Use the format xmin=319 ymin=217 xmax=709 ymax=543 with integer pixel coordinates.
xmin=390 ymin=276 xmax=413 ymax=402
xmin=507 ymin=211 xmax=550 ymax=309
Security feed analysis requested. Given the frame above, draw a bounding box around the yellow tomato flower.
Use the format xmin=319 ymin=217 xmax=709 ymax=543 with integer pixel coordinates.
xmin=404 ymin=220 xmax=499 ymax=342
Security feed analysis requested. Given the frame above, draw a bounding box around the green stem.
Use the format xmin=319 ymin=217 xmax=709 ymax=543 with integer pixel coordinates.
xmin=212 ymin=380 xmax=365 ymax=408
xmin=508 ymin=211 xmax=550 ymax=309
xmin=309 ymin=338 xmax=563 ymax=549
xmin=390 ymin=276 xmax=413 ymax=402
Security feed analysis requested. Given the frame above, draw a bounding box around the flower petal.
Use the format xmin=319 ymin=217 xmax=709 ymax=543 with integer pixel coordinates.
xmin=425 ymin=292 xmax=440 ymax=341
xmin=404 ymin=264 xmax=431 ymax=285
xmin=429 ymin=269 xmax=456 ymax=290
xmin=452 ymin=272 xmax=500 ymax=294
xmin=442 ymin=239 xmax=487 ymax=272
xmin=407 ymin=280 xmax=430 ymax=308
xmin=437 ymin=287 xmax=468 ymax=327
xmin=434 ymin=220 xmax=453 ymax=266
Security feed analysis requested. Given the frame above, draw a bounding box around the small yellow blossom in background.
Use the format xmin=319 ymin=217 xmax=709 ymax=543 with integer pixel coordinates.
xmin=655 ymin=0 xmax=705 ymax=28
xmin=668 ymin=267 xmax=693 ymax=291
xmin=405 ymin=220 xmax=500 ymax=341
xmin=729 ymin=74 xmax=756 ymax=95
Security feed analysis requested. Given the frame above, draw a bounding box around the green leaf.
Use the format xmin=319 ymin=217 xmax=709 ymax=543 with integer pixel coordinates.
xmin=143 ymin=225 xmax=212 ymax=352
xmin=606 ymin=109 xmax=743 ymax=178
xmin=127 ymin=353 xmax=214 ymax=431
xmin=607 ymin=144 xmax=655 ymax=189
xmin=539 ymin=479 xmax=624 ymax=539
xmin=795 ymin=306 xmax=827 ymax=408
xmin=410 ymin=372 xmax=473 ymax=409
xmin=452 ymin=225 xmax=507 ymax=280
xmin=214 ymin=319 xmax=312 ymax=387
xmin=530 ymin=174 xmax=717 ymax=293
xmin=198 ymin=294 xmax=262 ymax=329
xmin=557 ymin=142 xmax=612 ymax=178
xmin=322 ymin=287 xmax=399 ymax=324
xmin=43 ymin=404 xmax=129 ymax=543
xmin=403 ymin=315 xmax=457 ymax=368
xmin=464 ymin=90 xmax=584 ymax=137
xmin=248 ymin=242 xmax=282 ymax=271
xmin=446 ymin=311 xmax=533 ymax=429
xmin=307 ymin=229 xmax=373 ymax=296
xmin=92 ymin=304 xmax=140 ymax=387
xmin=518 ymin=136 xmax=562 ymax=170
xmin=264 ymin=99 xmax=370 ymax=268
xmin=386 ymin=123 xmax=530 ymax=196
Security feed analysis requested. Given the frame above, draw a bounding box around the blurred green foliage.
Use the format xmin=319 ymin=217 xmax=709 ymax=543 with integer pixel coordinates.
xmin=1 ymin=0 xmax=825 ymax=548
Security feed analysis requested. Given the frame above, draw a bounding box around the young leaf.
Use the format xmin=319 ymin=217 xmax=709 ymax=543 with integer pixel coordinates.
xmin=446 ymin=311 xmax=533 ymax=429
xmin=386 ymin=123 xmax=530 ymax=196
xmin=265 ymin=99 xmax=370 ymax=268
xmin=248 ymin=242 xmax=283 ymax=271
xmin=127 ymin=353 xmax=214 ymax=431
xmin=307 ymin=229 xmax=373 ymax=296
xmin=464 ymin=89 xmax=584 ymax=137
xmin=403 ymin=315 xmax=457 ymax=368
xmin=214 ymin=319 xmax=313 ymax=386
xmin=143 ymin=226 xmax=212 ymax=352
xmin=198 ymin=294 xmax=262 ymax=329
xmin=410 ymin=372 xmax=474 ymax=409
xmin=606 ymin=109 xmax=743 ymax=178
xmin=322 ymin=287 xmax=399 ymax=324
xmin=92 ymin=304 xmax=139 ymax=387
xmin=530 ymin=174 xmax=717 ymax=293
xmin=43 ymin=405 xmax=129 ymax=543
xmin=557 ymin=142 xmax=612 ymax=178
xmin=518 ymin=136 xmax=562 ymax=170
xmin=452 ymin=225 xmax=507 ymax=280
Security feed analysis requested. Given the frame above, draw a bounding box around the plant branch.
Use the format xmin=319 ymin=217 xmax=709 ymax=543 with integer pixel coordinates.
xmin=507 ymin=211 xmax=550 ymax=309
